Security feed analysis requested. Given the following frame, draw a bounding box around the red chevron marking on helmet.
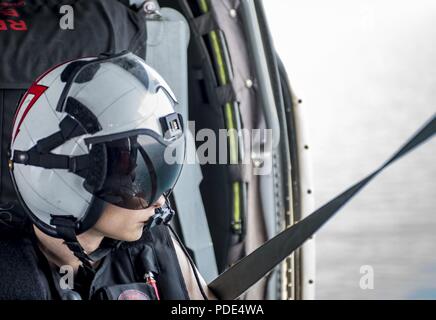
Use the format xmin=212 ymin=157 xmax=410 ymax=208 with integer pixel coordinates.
xmin=11 ymin=57 xmax=96 ymax=141
xmin=13 ymin=83 xmax=48 ymax=142
xmin=11 ymin=58 xmax=82 ymax=132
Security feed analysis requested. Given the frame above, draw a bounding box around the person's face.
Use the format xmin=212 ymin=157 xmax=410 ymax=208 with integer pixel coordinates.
xmin=92 ymin=196 xmax=166 ymax=242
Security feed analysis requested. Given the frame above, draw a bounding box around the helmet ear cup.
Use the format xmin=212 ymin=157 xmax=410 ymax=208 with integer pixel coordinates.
xmin=83 ymin=143 xmax=107 ymax=194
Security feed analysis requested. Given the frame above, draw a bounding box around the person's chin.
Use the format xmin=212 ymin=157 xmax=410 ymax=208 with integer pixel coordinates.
xmin=106 ymin=222 xmax=147 ymax=242
xmin=124 ymin=225 xmax=145 ymax=242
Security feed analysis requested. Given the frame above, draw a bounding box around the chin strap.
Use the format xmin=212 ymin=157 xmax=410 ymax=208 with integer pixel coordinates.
xmin=50 ymin=215 xmax=120 ymax=276
xmin=50 ymin=215 xmax=95 ymax=275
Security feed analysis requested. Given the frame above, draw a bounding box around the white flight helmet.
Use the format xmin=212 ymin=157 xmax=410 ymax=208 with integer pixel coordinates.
xmin=9 ymin=52 xmax=185 ymax=250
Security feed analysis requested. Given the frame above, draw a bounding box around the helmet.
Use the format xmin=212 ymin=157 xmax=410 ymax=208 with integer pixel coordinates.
xmin=9 ymin=52 xmax=185 ymax=244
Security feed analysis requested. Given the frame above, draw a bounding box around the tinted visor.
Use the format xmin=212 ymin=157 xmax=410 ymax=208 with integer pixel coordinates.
xmin=89 ymin=130 xmax=185 ymax=210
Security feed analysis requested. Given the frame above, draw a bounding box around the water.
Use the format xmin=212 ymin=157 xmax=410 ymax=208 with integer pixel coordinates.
xmin=264 ymin=0 xmax=436 ymax=299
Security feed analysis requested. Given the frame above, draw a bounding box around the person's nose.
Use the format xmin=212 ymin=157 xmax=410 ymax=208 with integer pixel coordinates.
xmin=152 ymin=196 xmax=165 ymax=209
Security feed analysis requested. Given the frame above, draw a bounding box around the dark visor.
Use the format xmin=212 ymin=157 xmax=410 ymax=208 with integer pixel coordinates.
xmin=85 ymin=129 xmax=185 ymax=210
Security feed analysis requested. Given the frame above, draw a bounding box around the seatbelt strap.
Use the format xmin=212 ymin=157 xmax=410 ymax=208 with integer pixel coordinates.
xmin=208 ymin=114 xmax=436 ymax=300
